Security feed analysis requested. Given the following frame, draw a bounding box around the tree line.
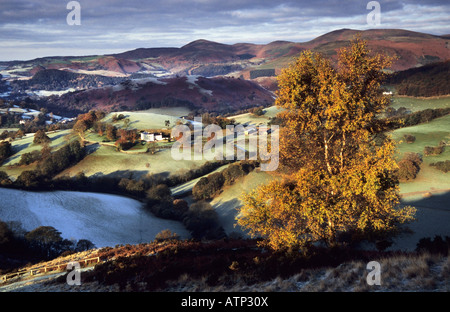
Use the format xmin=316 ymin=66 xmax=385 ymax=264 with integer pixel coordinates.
xmin=0 ymin=220 xmax=95 ymax=272
xmin=387 ymin=60 xmax=450 ymax=97
xmin=1 ymin=139 xmax=86 ymax=189
xmin=10 ymin=69 xmax=124 ymax=92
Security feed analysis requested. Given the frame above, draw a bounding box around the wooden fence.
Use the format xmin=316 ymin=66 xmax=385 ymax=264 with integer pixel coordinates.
xmin=1 ymin=257 xmax=101 ymax=283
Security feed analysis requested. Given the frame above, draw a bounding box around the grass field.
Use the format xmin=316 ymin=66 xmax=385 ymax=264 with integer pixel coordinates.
xmin=102 ymin=107 xmax=192 ymax=131
xmin=170 ymin=163 xmax=232 ymax=197
xmin=57 ymin=145 xmax=210 ymax=180
xmin=390 ymin=114 xmax=450 ymax=192
xmin=210 ymin=170 xmax=279 ymax=236
xmin=388 ymin=111 xmax=450 ymax=251
xmin=1 ymin=129 xmax=75 ymax=179
xmin=229 ymin=105 xmax=284 ymax=126
xmin=391 ymin=96 xmax=450 ymax=112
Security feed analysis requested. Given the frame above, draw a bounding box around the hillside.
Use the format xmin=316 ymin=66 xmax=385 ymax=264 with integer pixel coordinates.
xmin=42 ymin=76 xmax=275 ymax=116
xmin=2 ymin=29 xmax=448 ymax=81
xmin=1 ymin=28 xmax=449 ymax=295
xmin=1 ymin=28 xmax=448 ymax=117
xmin=387 ymin=60 xmax=450 ymax=97
xmin=10 ymin=69 xmax=124 ymax=92
xmin=1 ymin=239 xmax=449 ymax=292
xmin=112 ymin=28 xmax=450 ymax=74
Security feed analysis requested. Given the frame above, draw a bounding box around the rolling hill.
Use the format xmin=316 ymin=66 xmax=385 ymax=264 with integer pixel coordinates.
xmin=42 ymin=75 xmax=275 ymax=116
xmin=2 ymin=28 xmax=449 ymax=80
xmin=387 ymin=60 xmax=450 ymax=97
xmin=1 ymin=28 xmax=449 ymax=116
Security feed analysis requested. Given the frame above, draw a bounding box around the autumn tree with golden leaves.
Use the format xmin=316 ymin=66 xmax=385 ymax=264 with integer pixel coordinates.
xmin=237 ymin=38 xmax=415 ymax=251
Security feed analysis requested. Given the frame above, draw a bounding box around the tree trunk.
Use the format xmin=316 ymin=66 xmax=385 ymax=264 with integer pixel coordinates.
xmin=340 ymin=132 xmax=346 ymax=171
xmin=324 ymin=135 xmax=333 ymax=175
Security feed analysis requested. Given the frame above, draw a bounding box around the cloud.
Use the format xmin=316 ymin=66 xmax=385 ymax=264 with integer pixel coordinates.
xmin=0 ymin=0 xmax=449 ymax=61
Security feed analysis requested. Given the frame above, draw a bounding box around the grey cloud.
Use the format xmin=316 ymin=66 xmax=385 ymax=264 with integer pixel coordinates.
xmin=0 ymin=0 xmax=449 ymax=61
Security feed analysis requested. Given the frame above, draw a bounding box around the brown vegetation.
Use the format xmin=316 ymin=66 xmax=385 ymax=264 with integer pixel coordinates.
xmin=430 ymin=160 xmax=450 ymax=173
xmin=424 ymin=145 xmax=445 ymax=156
xmin=396 ymin=152 xmax=422 ymax=182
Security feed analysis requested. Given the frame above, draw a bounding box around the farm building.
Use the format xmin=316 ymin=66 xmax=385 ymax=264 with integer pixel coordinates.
xmin=141 ymin=132 xmax=164 ymax=142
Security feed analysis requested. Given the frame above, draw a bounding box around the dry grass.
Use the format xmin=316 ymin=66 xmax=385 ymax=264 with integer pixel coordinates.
xmin=164 ymin=251 xmax=449 ymax=292
xmin=3 ymin=239 xmax=449 ymax=292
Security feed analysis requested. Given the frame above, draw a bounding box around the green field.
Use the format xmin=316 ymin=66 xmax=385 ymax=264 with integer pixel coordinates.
xmin=390 ymin=114 xmax=450 ymax=195
xmin=1 ymin=129 xmax=75 ymax=178
xmin=57 ymin=144 xmax=210 ymax=180
xmin=170 ymin=163 xmax=232 ymax=197
xmin=103 ymin=107 xmax=192 ymax=131
xmin=210 ymin=170 xmax=279 ymax=236
xmin=391 ymin=96 xmax=450 ymax=112
xmin=229 ymin=105 xmax=284 ymax=126
xmin=0 ymin=94 xmax=448 ymax=252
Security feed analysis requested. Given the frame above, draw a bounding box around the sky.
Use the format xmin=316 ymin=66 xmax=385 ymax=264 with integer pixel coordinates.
xmin=0 ymin=0 xmax=449 ymax=61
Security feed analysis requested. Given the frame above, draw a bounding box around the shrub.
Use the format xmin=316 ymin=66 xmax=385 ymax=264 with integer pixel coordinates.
xmin=0 ymin=220 xmax=14 ymax=249
xmin=416 ymin=235 xmax=450 ymax=256
xmin=430 ymin=160 xmax=450 ymax=173
xmin=173 ymin=199 xmax=189 ymax=220
xmin=15 ymin=170 xmax=44 ymax=189
xmin=0 ymin=171 xmax=12 ymax=186
xmin=251 ymin=106 xmax=265 ymax=116
xmin=166 ymin=160 xmax=232 ymax=187
xmin=403 ymin=152 xmax=422 ymax=166
xmin=112 ymin=113 xmax=125 ymax=122
xmin=146 ymin=184 xmax=172 ymax=202
xmin=397 ymin=152 xmax=422 ymax=182
xmin=222 ymin=163 xmax=246 ymax=185
xmin=222 ymin=161 xmax=258 ymax=186
xmin=19 ymin=150 xmax=41 ymax=165
xmin=403 ymin=134 xmax=416 ymax=144
xmin=33 ymin=129 xmax=51 ymax=145
xmin=155 ymin=230 xmax=180 ymax=242
xmin=146 ymin=184 xmax=176 ymax=219
xmin=182 ymin=201 xmax=225 ymax=240
xmin=424 ymin=145 xmax=444 ymax=156
xmin=0 ymin=141 xmax=12 ymax=164
xmin=192 ymin=172 xmax=224 ymax=200
xmin=118 ymin=178 xmax=146 ymax=197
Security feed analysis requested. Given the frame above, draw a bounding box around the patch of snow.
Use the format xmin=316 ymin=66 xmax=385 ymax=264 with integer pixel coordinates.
xmin=185 ymin=75 xmax=213 ymax=96
xmin=65 ymin=68 xmax=129 ymax=78
xmin=31 ymin=89 xmax=77 ymax=97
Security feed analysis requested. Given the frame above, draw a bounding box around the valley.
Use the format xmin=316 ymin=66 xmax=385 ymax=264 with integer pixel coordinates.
xmin=0 ymin=28 xmax=449 ymax=293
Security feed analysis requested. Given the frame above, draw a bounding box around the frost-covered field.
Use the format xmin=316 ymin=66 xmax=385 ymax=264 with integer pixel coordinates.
xmin=0 ymin=188 xmax=190 ymax=248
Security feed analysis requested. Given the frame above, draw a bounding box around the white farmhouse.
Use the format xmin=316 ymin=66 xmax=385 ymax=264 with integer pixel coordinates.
xmin=141 ymin=132 xmax=164 ymax=142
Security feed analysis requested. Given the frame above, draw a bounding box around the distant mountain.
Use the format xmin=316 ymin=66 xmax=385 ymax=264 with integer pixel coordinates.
xmin=3 ymin=28 xmax=449 ymax=80
xmin=2 ymin=28 xmax=449 ymax=115
xmin=257 ymin=28 xmax=450 ymax=72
